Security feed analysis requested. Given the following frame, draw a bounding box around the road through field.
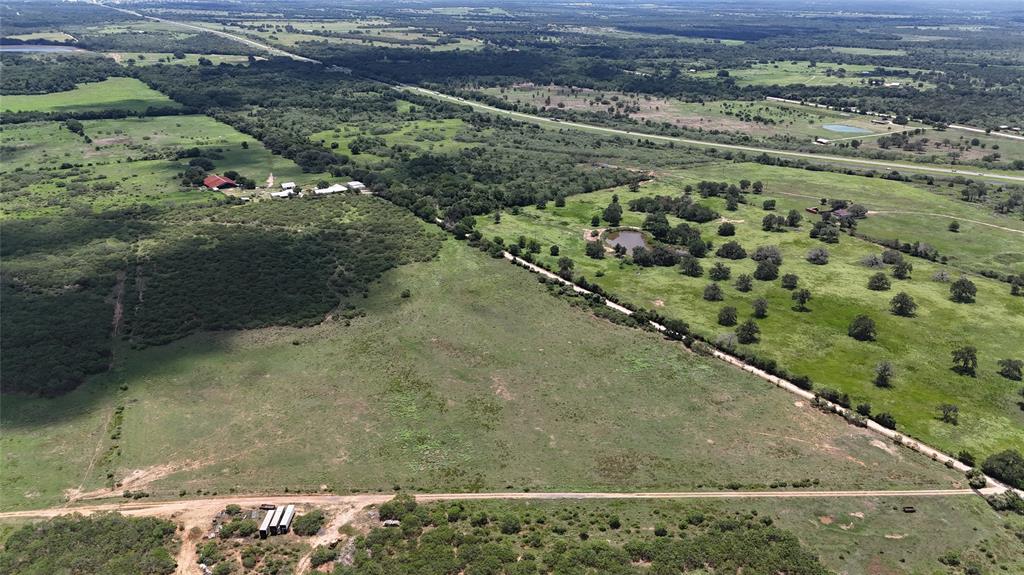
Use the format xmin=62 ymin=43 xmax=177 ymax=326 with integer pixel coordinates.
xmin=405 ymin=87 xmax=1024 ymax=183
xmin=0 ymin=488 xmax=994 ymax=521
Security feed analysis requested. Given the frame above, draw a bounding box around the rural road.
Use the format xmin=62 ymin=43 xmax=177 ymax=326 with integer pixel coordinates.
xmin=0 ymin=488 xmax=996 ymax=521
xmin=407 ymin=86 xmax=1024 ymax=183
xmin=96 ymin=2 xmax=321 ymax=63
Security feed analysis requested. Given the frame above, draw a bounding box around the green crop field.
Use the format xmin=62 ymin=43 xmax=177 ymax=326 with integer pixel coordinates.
xmin=0 ymin=114 xmax=320 ymax=218
xmin=0 ymin=240 xmax=967 ymax=511
xmin=0 ymin=77 xmax=181 ymax=113
xmin=478 ymin=162 xmax=1024 ymax=461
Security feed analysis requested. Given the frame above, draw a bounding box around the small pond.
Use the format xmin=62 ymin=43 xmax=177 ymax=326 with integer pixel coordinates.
xmin=604 ymin=230 xmax=648 ymax=251
xmin=822 ymin=123 xmax=871 ymax=134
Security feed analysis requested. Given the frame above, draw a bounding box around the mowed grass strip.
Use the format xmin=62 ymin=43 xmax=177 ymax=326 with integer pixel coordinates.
xmin=0 ymin=240 xmax=962 ymax=510
xmin=0 ymin=77 xmax=182 ymax=113
xmin=477 ymin=163 xmax=1024 ymax=459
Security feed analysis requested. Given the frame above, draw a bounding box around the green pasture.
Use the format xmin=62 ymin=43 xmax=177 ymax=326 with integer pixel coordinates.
xmin=311 ymin=117 xmax=479 ymax=164
xmin=695 ymin=61 xmax=931 ymax=87
xmin=0 ymin=240 xmax=963 ymax=511
xmin=105 ymin=52 xmax=254 ymax=66
xmin=478 ymin=163 xmax=1024 ymax=460
xmin=0 ymin=77 xmax=180 ymax=114
xmin=3 ymin=31 xmax=76 ymax=42
xmin=0 ymin=115 xmax=317 ymax=217
xmin=821 ymin=46 xmax=908 ymax=56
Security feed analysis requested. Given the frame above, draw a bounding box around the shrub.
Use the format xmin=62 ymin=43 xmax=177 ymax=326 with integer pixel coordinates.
xmin=867 ymin=272 xmax=891 ymax=291
xmin=750 ymin=245 xmax=783 ymax=265
xmin=703 ymin=283 xmax=724 ymax=301
xmin=717 ymin=222 xmax=735 ymax=236
xmin=718 ymin=306 xmax=738 ymax=326
xmin=499 ymin=515 xmax=521 ymax=534
xmin=292 ymin=509 xmax=326 ymax=536
xmin=678 ymin=254 xmax=704 ymax=277
xmin=734 ymin=274 xmax=753 ymax=292
xmin=881 ymin=249 xmax=903 ymax=265
xmin=753 ymin=260 xmax=778 ymax=281
xmin=736 ymin=319 xmax=760 ymax=344
xmin=848 ymin=315 xmax=877 ymax=341
xmin=715 ymin=241 xmax=747 ymax=259
xmin=950 ymin=277 xmax=977 ymax=303
xmin=982 ymin=449 xmax=1024 ymax=490
xmin=379 ymin=493 xmax=417 ymax=521
xmin=889 ymin=292 xmax=917 ymax=317
xmin=871 ymin=412 xmax=897 ymax=429
xmin=708 ymin=262 xmax=731 ymax=281
xmin=805 ymin=247 xmax=829 ymax=265
xmin=873 ymin=361 xmax=894 ymax=388
xmin=780 ymin=274 xmax=798 ymax=290
xmin=310 ymin=545 xmax=338 ymax=568
xmin=752 ymin=297 xmax=768 ymax=318
xmin=998 ymin=358 xmax=1023 ymax=381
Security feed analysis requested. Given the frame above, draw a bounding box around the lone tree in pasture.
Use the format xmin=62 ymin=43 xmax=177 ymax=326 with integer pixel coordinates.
xmin=848 ymin=315 xmax=877 ymax=341
xmin=717 ymin=222 xmax=736 ymax=236
xmin=867 ymin=272 xmax=891 ymax=291
xmin=950 ymin=277 xmax=977 ymax=303
xmin=952 ymin=345 xmax=978 ymax=376
xmin=585 ymin=241 xmax=604 ymax=259
xmin=997 ymin=359 xmax=1023 ymax=381
xmin=736 ymin=319 xmax=760 ymax=344
xmin=889 ymin=292 xmax=917 ymax=317
xmin=716 ymin=241 xmax=747 ymax=259
xmin=679 ymin=255 xmax=704 ymax=277
xmin=781 ymin=274 xmax=799 ymax=290
xmin=550 ymin=245 xmax=560 ymax=256
xmin=791 ymin=289 xmax=812 ymax=311
xmin=874 ymin=361 xmax=894 ymax=388
xmin=949 ymin=221 xmax=960 ymax=232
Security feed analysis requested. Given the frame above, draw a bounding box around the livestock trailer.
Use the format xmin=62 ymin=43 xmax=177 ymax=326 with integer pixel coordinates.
xmin=258 ymin=508 xmax=276 ymax=539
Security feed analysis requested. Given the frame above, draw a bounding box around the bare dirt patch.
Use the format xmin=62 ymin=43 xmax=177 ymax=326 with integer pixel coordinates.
xmin=819 ymin=515 xmax=834 ymax=525
xmin=653 ymin=299 xmax=665 ymax=307
xmin=491 ymin=375 xmax=514 ymax=401
xmin=870 ymin=439 xmax=898 ymax=456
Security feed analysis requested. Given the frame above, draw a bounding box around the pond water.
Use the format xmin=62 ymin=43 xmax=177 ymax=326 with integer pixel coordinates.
xmin=822 ymin=123 xmax=871 ymax=134
xmin=0 ymin=45 xmax=86 ymax=53
xmin=604 ymin=230 xmax=648 ymax=251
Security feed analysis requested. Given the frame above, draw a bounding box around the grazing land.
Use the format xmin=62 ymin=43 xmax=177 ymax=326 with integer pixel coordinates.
xmin=693 ymin=61 xmax=932 ymax=88
xmin=0 ymin=241 xmax=966 ymax=511
xmin=478 ymin=163 xmax=1024 ymax=460
xmin=0 ymin=77 xmax=180 ymax=114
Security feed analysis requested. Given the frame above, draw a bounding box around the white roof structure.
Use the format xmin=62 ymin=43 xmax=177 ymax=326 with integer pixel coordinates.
xmin=270 ymin=190 xmax=293 ymax=198
xmin=281 ymin=182 xmax=296 ymax=190
xmin=314 ymin=184 xmax=347 ymax=195
xmin=259 ymin=509 xmax=276 ymax=535
xmin=269 ymin=506 xmax=286 ymax=533
xmin=346 ymin=180 xmax=366 ymax=189
xmin=278 ymin=505 xmax=296 ymax=533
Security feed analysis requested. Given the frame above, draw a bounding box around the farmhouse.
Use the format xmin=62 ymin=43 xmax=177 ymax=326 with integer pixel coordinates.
xmin=203 ymin=175 xmax=236 ymax=190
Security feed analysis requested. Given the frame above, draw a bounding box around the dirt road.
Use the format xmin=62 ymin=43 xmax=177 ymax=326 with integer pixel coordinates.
xmin=867 ymin=210 xmax=1024 ymax=235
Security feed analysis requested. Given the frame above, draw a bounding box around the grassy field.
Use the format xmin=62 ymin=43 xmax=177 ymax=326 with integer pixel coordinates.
xmin=192 ymin=19 xmax=484 ymax=51
xmin=0 ymin=77 xmax=181 ymax=114
xmin=0 ymin=114 xmax=319 ymax=217
xmin=404 ymin=496 xmax=1024 ymax=574
xmin=0 ymin=240 xmax=968 ymax=511
xmin=4 ymin=31 xmax=76 ymax=42
xmin=694 ymin=61 xmax=931 ymax=87
xmin=821 ymin=46 xmax=909 ymax=56
xmin=310 ymin=117 xmax=480 ymax=165
xmin=104 ymin=52 xmax=255 ymax=66
xmin=477 ymin=162 xmax=1024 ymax=460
